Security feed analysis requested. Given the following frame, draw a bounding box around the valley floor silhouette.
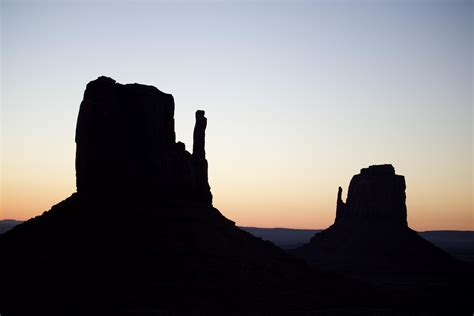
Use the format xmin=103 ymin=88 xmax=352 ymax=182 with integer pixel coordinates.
xmin=0 ymin=77 xmax=472 ymax=314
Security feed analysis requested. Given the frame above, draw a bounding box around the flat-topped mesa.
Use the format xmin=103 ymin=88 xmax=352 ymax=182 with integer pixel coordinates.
xmin=335 ymin=164 xmax=407 ymax=225
xmin=75 ymin=76 xmax=212 ymax=204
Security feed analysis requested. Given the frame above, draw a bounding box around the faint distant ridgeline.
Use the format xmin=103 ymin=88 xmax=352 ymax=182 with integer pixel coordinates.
xmin=0 ymin=220 xmax=23 ymax=235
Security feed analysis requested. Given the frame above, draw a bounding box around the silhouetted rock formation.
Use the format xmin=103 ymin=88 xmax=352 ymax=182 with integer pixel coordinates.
xmin=292 ymin=165 xmax=473 ymax=313
xmin=2 ymin=78 xmax=472 ymax=313
xmin=193 ymin=110 xmax=212 ymax=204
xmin=335 ymin=165 xmax=407 ymax=225
xmin=294 ymin=165 xmax=470 ymax=282
xmin=0 ymin=77 xmax=367 ymax=314
xmin=75 ymin=76 xmax=211 ymax=204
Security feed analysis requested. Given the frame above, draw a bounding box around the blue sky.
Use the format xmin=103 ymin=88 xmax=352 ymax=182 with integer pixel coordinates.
xmin=1 ymin=0 xmax=472 ymax=229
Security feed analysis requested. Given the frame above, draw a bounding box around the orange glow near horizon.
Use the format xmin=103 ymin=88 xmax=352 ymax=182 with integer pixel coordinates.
xmin=1 ymin=159 xmax=472 ymax=231
xmin=2 ymin=189 xmax=472 ymax=231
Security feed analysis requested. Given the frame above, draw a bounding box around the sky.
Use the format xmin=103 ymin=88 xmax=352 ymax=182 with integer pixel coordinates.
xmin=1 ymin=0 xmax=472 ymax=230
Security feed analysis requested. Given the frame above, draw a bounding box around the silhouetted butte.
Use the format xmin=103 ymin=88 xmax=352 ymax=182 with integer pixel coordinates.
xmin=0 ymin=77 xmax=364 ymax=314
xmin=294 ymin=165 xmax=473 ymax=295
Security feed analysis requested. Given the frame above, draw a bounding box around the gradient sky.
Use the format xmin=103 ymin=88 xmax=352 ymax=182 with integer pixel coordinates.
xmin=1 ymin=0 xmax=472 ymax=230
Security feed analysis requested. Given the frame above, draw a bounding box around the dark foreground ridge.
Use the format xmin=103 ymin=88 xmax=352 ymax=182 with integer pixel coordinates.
xmin=0 ymin=77 xmax=368 ymax=314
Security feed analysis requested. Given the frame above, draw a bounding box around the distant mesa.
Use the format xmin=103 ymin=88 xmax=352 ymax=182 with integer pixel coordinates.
xmin=293 ymin=164 xmax=463 ymax=280
xmin=335 ymin=164 xmax=407 ymax=225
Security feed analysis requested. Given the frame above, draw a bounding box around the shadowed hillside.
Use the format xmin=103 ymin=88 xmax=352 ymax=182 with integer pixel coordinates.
xmin=2 ymin=221 xmax=472 ymax=260
xmin=240 ymin=226 xmax=474 ymax=260
xmin=0 ymin=220 xmax=474 ymax=262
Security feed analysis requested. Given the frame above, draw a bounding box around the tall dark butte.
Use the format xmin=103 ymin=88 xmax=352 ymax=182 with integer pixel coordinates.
xmin=75 ymin=76 xmax=211 ymax=204
xmin=335 ymin=164 xmax=407 ymax=225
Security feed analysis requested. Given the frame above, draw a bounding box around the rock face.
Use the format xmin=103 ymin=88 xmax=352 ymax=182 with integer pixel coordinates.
xmin=294 ymin=165 xmax=463 ymax=281
xmin=0 ymin=77 xmax=365 ymax=313
xmin=335 ymin=164 xmax=407 ymax=224
xmin=75 ymin=76 xmax=212 ymax=204
xmin=192 ymin=110 xmax=212 ymax=204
